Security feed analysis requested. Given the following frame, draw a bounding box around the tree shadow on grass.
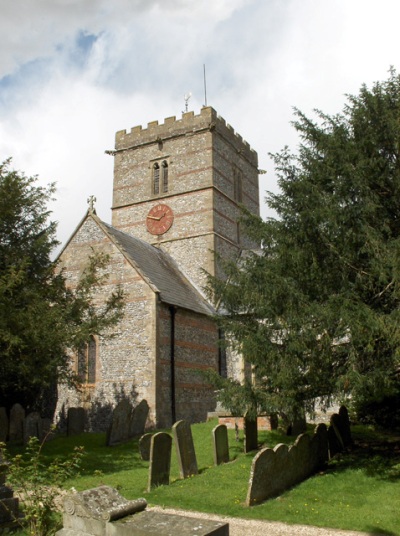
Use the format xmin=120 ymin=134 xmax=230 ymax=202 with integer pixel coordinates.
xmin=327 ymin=431 xmax=400 ymax=482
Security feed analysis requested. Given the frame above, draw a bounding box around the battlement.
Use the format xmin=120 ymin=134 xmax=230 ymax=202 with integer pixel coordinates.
xmin=115 ymin=106 xmax=257 ymax=165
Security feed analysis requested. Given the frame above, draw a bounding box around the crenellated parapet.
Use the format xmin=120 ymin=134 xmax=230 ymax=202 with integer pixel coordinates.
xmin=115 ymin=106 xmax=258 ymax=167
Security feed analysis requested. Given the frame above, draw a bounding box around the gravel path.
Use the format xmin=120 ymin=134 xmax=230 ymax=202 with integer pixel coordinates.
xmin=149 ymin=506 xmax=369 ymax=536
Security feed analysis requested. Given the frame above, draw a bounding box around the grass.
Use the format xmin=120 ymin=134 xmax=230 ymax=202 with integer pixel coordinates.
xmin=6 ymin=420 xmax=400 ymax=535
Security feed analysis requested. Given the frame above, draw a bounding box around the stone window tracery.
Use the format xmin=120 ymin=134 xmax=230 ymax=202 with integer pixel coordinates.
xmin=152 ymin=159 xmax=169 ymax=196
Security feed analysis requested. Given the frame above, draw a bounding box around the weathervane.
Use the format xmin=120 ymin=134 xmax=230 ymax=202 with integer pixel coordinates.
xmin=87 ymin=195 xmax=97 ymax=213
xmin=183 ymin=92 xmax=192 ymax=113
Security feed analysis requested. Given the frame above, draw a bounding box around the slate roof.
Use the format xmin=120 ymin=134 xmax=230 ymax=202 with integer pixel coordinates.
xmin=100 ymin=221 xmax=214 ymax=316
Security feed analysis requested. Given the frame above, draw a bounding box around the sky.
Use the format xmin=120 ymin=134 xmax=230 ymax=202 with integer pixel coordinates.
xmin=1 ymin=0 xmax=400 ymax=249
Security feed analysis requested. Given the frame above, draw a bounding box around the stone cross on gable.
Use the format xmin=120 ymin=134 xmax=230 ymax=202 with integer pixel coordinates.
xmin=87 ymin=195 xmax=97 ymax=213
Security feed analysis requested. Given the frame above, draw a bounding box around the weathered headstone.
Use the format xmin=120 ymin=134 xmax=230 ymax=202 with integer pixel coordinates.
xmin=56 ymin=485 xmax=228 ymax=536
xmin=338 ymin=405 xmax=352 ymax=447
xmin=23 ymin=412 xmax=43 ymax=444
xmin=172 ymin=420 xmax=198 ymax=479
xmin=68 ymin=407 xmax=86 ymax=436
xmin=147 ymin=432 xmax=172 ymax=491
xmin=212 ymin=424 xmax=229 ymax=465
xmin=328 ymin=413 xmax=345 ymax=457
xmin=0 ymin=408 xmax=8 ymax=443
xmin=139 ymin=433 xmax=152 ymax=461
xmin=246 ymin=425 xmax=329 ymax=506
xmin=106 ymin=399 xmax=133 ymax=446
xmin=129 ymin=399 xmax=149 ymax=437
xmin=9 ymin=404 xmax=25 ymax=443
xmin=244 ymin=411 xmax=258 ymax=453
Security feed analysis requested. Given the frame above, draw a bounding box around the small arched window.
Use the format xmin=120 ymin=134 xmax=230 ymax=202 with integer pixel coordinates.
xmin=153 ymin=163 xmax=160 ymax=195
xmin=77 ymin=336 xmax=97 ymax=384
xmin=162 ymin=161 xmax=168 ymax=193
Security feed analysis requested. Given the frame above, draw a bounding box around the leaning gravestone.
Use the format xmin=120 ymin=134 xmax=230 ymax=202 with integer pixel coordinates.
xmin=68 ymin=407 xmax=86 ymax=436
xmin=0 ymin=408 xmax=8 ymax=443
xmin=56 ymin=485 xmax=228 ymax=536
xmin=23 ymin=412 xmax=43 ymax=444
xmin=129 ymin=400 xmax=149 ymax=437
xmin=172 ymin=420 xmax=198 ymax=479
xmin=139 ymin=433 xmax=152 ymax=461
xmin=147 ymin=432 xmax=172 ymax=491
xmin=106 ymin=399 xmax=133 ymax=446
xmin=9 ymin=403 xmax=25 ymax=443
xmin=212 ymin=424 xmax=229 ymax=465
xmin=244 ymin=411 xmax=258 ymax=453
xmin=328 ymin=413 xmax=345 ymax=458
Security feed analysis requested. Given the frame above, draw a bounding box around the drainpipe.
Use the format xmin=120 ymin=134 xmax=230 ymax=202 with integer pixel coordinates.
xmin=169 ymin=305 xmax=176 ymax=424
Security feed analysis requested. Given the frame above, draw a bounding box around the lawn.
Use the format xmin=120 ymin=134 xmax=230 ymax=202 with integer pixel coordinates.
xmin=5 ymin=420 xmax=400 ymax=535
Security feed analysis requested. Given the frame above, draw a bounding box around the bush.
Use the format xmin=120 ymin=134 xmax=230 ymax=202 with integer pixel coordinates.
xmin=0 ymin=434 xmax=84 ymax=536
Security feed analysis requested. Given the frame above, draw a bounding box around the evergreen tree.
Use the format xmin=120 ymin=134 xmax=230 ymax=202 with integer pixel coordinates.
xmin=210 ymin=70 xmax=400 ymax=421
xmin=0 ymin=159 xmax=124 ymax=412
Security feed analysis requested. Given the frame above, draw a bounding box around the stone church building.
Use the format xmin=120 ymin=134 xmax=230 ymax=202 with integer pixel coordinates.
xmin=56 ymin=106 xmax=260 ymax=431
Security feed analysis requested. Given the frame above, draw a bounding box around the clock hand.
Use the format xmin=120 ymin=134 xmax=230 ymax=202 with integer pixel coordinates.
xmin=147 ymin=215 xmax=162 ymax=220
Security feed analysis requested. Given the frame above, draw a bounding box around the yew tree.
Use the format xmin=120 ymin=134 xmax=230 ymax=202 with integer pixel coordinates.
xmin=211 ymin=70 xmax=400 ymax=421
xmin=0 ymin=159 xmax=124 ymax=413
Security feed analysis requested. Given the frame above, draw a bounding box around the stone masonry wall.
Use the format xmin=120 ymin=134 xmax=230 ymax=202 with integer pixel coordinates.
xmin=56 ymin=216 xmax=158 ymax=432
xmin=156 ymin=303 xmax=219 ymax=428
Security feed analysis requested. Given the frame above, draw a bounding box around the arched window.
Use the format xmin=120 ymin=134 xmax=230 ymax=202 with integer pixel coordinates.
xmin=77 ymin=336 xmax=97 ymax=384
xmin=162 ymin=160 xmax=168 ymax=193
xmin=153 ymin=163 xmax=160 ymax=195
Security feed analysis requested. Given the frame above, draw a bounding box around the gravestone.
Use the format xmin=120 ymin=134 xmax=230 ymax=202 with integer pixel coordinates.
xmin=328 ymin=413 xmax=345 ymax=457
xmin=147 ymin=432 xmax=172 ymax=491
xmin=68 ymin=407 xmax=86 ymax=436
xmin=212 ymin=424 xmax=229 ymax=465
xmin=9 ymin=403 xmax=25 ymax=443
xmin=244 ymin=411 xmax=258 ymax=453
xmin=0 ymin=408 xmax=8 ymax=442
xmin=129 ymin=400 xmax=149 ymax=437
xmin=338 ymin=405 xmax=352 ymax=447
xmin=139 ymin=433 xmax=152 ymax=461
xmin=106 ymin=399 xmax=133 ymax=446
xmin=56 ymin=485 xmax=228 ymax=536
xmin=172 ymin=420 xmax=198 ymax=479
xmin=23 ymin=412 xmax=43 ymax=444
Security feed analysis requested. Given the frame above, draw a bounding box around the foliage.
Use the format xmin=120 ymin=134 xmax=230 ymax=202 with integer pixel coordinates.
xmin=0 ymin=434 xmax=84 ymax=536
xmin=354 ymin=382 xmax=400 ymax=430
xmin=0 ymin=159 xmax=125 ymax=412
xmin=208 ymin=69 xmax=400 ymax=421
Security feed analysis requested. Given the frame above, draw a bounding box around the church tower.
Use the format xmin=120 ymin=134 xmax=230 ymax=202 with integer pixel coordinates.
xmin=111 ymin=107 xmax=260 ymax=291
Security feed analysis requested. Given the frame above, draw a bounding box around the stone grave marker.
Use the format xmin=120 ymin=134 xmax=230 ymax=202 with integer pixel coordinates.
xmin=56 ymin=485 xmax=228 ymax=536
xmin=338 ymin=405 xmax=352 ymax=447
xmin=68 ymin=407 xmax=86 ymax=436
xmin=129 ymin=399 xmax=149 ymax=437
xmin=23 ymin=412 xmax=43 ymax=444
xmin=244 ymin=411 xmax=258 ymax=453
xmin=147 ymin=432 xmax=172 ymax=491
xmin=139 ymin=433 xmax=152 ymax=461
xmin=106 ymin=399 xmax=132 ymax=446
xmin=0 ymin=408 xmax=8 ymax=443
xmin=172 ymin=420 xmax=198 ymax=479
xmin=9 ymin=403 xmax=25 ymax=443
xmin=212 ymin=424 xmax=229 ymax=465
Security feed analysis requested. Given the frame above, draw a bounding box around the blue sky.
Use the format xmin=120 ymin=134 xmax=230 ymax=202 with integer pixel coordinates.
xmin=1 ymin=0 xmax=400 ymax=247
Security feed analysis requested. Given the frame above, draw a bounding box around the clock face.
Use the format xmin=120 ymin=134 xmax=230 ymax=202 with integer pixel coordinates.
xmin=146 ymin=204 xmax=174 ymax=235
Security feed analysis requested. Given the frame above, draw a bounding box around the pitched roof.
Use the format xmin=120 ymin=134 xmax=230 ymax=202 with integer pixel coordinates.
xmin=99 ymin=220 xmax=214 ymax=316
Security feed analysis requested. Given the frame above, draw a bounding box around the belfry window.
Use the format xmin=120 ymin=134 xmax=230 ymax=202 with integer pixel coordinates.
xmin=162 ymin=160 xmax=168 ymax=193
xmin=153 ymin=163 xmax=160 ymax=195
xmin=152 ymin=160 xmax=169 ymax=195
xmin=233 ymin=167 xmax=243 ymax=203
xmin=77 ymin=336 xmax=97 ymax=384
